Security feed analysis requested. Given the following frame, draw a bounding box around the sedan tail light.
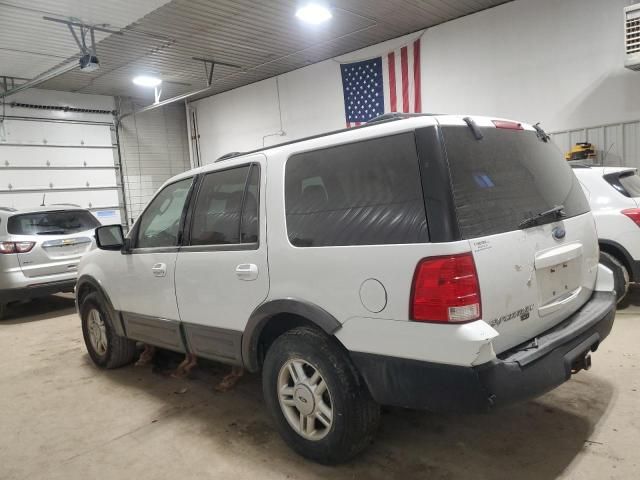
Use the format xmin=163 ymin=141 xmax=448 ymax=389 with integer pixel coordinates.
xmin=0 ymin=241 xmax=36 ymax=254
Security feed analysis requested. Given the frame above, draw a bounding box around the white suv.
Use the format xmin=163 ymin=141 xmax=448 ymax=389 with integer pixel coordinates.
xmin=76 ymin=114 xmax=616 ymax=464
xmin=572 ymin=163 xmax=640 ymax=302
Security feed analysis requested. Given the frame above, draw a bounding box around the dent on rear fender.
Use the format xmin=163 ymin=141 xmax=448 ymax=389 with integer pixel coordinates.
xmin=469 ymin=320 xmax=499 ymax=366
xmin=595 ymin=263 xmax=615 ymax=293
xmin=472 ymin=340 xmax=497 ymax=366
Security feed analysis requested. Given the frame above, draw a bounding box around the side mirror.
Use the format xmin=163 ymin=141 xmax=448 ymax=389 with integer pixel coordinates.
xmin=95 ymin=225 xmax=127 ymax=252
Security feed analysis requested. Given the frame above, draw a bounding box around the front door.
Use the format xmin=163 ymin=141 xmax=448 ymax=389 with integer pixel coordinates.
xmin=116 ymin=177 xmax=194 ymax=352
xmin=175 ymin=159 xmax=269 ymax=364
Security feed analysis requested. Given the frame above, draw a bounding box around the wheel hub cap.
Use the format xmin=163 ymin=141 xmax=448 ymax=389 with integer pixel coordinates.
xmin=293 ymin=385 xmax=315 ymax=415
xmin=277 ymin=358 xmax=333 ymax=441
xmin=87 ymin=308 xmax=108 ymax=356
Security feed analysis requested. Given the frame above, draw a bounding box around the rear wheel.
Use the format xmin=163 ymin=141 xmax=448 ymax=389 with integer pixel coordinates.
xmin=0 ymin=303 xmax=6 ymax=320
xmin=80 ymin=292 xmax=136 ymax=368
xmin=262 ymin=326 xmax=380 ymax=464
xmin=600 ymin=252 xmax=629 ymax=304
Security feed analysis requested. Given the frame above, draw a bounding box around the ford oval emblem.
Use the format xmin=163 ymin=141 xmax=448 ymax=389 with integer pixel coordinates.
xmin=552 ymin=226 xmax=566 ymax=240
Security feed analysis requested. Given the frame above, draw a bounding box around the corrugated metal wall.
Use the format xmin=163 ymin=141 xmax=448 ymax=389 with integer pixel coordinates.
xmin=117 ymin=99 xmax=190 ymax=224
xmin=551 ymin=121 xmax=640 ymax=169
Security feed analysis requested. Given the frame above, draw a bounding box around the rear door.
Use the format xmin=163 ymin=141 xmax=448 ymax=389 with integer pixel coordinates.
xmin=174 ymin=159 xmax=268 ymax=364
xmin=8 ymin=210 xmax=98 ymax=278
xmin=439 ymin=118 xmax=597 ymax=353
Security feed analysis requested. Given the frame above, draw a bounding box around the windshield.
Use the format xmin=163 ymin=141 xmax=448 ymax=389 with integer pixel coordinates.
xmin=441 ymin=126 xmax=590 ymax=238
xmin=7 ymin=210 xmax=100 ymax=235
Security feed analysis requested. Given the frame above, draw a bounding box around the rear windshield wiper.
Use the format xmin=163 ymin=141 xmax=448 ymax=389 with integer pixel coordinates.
xmin=533 ymin=122 xmax=550 ymax=143
xmin=463 ymin=117 xmax=483 ymax=140
xmin=518 ymin=205 xmax=565 ymax=229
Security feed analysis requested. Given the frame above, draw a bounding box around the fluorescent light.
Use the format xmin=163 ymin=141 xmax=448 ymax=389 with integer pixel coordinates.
xmin=296 ymin=3 xmax=332 ymax=24
xmin=132 ymin=75 xmax=162 ymax=87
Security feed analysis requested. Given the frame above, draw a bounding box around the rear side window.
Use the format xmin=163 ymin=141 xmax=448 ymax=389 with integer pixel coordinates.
xmin=614 ymin=171 xmax=640 ymax=198
xmin=7 ymin=210 xmax=100 ymax=235
xmin=441 ymin=126 xmax=590 ymax=239
xmin=190 ymin=164 xmax=259 ymax=246
xmin=285 ymin=133 xmax=428 ymax=247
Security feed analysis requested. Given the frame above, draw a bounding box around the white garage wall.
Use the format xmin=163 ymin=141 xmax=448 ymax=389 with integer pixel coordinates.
xmin=1 ymin=89 xmax=191 ymax=227
xmin=192 ymin=0 xmax=640 ymax=163
xmin=117 ymin=99 xmax=190 ymax=223
xmin=0 ymin=88 xmax=122 ymax=224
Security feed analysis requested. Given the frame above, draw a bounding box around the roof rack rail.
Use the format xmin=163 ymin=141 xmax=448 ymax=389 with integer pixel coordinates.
xmin=50 ymin=203 xmax=82 ymax=207
xmin=211 ymin=113 xmax=438 ymax=162
xmin=366 ymin=112 xmax=411 ymax=124
xmin=366 ymin=112 xmax=437 ymax=125
xmin=0 ymin=206 xmax=17 ymax=212
xmin=215 ymin=151 xmax=245 ymax=162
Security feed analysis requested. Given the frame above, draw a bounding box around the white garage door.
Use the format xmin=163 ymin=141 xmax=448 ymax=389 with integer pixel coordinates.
xmin=0 ymin=117 xmax=122 ymax=224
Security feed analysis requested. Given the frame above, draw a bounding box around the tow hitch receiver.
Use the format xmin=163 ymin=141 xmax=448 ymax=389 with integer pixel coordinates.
xmin=565 ymin=334 xmax=599 ymax=375
xmin=571 ymin=353 xmax=592 ymax=374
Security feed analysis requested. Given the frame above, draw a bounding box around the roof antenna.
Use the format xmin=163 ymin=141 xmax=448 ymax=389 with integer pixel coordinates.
xmin=40 ymin=193 xmax=46 ymax=206
xmin=601 ymin=142 xmax=615 ymax=166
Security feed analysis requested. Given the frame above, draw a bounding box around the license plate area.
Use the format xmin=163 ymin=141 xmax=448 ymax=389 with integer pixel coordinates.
xmin=537 ymin=258 xmax=581 ymax=307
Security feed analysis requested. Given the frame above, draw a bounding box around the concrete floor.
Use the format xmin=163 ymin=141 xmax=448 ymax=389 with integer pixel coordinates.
xmin=0 ymin=293 xmax=639 ymax=480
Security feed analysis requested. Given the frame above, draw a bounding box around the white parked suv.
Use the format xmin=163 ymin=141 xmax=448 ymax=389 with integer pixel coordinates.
xmin=572 ymin=163 xmax=640 ymax=302
xmin=0 ymin=206 xmax=99 ymax=319
xmin=76 ymin=114 xmax=616 ymax=464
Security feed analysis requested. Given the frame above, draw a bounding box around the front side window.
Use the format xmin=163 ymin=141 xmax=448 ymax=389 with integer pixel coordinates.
xmin=190 ymin=164 xmax=260 ymax=246
xmin=285 ymin=133 xmax=428 ymax=247
xmin=136 ymin=178 xmax=192 ymax=248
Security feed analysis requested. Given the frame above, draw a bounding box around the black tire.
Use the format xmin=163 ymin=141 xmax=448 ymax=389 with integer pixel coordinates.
xmin=600 ymin=251 xmax=629 ymax=304
xmin=0 ymin=303 xmax=6 ymax=320
xmin=262 ymin=326 xmax=380 ymax=464
xmin=80 ymin=291 xmax=137 ymax=368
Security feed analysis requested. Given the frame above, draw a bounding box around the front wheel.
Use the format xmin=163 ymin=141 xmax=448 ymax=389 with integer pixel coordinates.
xmin=262 ymin=326 xmax=380 ymax=464
xmin=80 ymin=292 xmax=137 ymax=368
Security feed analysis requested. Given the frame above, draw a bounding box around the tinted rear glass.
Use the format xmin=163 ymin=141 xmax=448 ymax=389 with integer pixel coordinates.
xmin=618 ymin=171 xmax=640 ymax=197
xmin=8 ymin=210 xmax=100 ymax=235
xmin=285 ymin=133 xmax=428 ymax=247
xmin=442 ymin=126 xmax=590 ymax=238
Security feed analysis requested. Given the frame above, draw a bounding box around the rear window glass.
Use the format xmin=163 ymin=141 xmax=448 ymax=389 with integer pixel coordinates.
xmin=618 ymin=172 xmax=640 ymax=197
xmin=285 ymin=133 xmax=428 ymax=247
xmin=8 ymin=210 xmax=100 ymax=235
xmin=442 ymin=126 xmax=590 ymax=238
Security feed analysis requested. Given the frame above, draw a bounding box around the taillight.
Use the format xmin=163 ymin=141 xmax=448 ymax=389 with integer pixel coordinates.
xmin=410 ymin=253 xmax=482 ymax=323
xmin=492 ymin=120 xmax=523 ymax=130
xmin=621 ymin=208 xmax=640 ymax=227
xmin=0 ymin=241 xmax=35 ymax=254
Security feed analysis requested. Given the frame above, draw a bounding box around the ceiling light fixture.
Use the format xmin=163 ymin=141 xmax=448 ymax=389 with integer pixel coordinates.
xmin=132 ymin=75 xmax=162 ymax=87
xmin=295 ymin=3 xmax=332 ymax=24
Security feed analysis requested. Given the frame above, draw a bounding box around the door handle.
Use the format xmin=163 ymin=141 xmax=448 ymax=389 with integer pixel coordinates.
xmin=151 ymin=262 xmax=167 ymax=277
xmin=235 ymin=263 xmax=258 ymax=281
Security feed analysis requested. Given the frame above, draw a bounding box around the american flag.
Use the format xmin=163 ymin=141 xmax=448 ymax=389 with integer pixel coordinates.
xmin=340 ymin=38 xmax=422 ymax=128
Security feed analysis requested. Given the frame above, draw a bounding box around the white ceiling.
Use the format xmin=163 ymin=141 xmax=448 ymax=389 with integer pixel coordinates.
xmin=0 ymin=0 xmax=171 ymax=78
xmin=1 ymin=0 xmax=513 ymax=101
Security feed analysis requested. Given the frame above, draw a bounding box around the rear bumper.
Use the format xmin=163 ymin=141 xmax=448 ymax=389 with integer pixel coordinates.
xmin=351 ymin=291 xmax=616 ymax=413
xmin=0 ymin=279 xmax=76 ymax=304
